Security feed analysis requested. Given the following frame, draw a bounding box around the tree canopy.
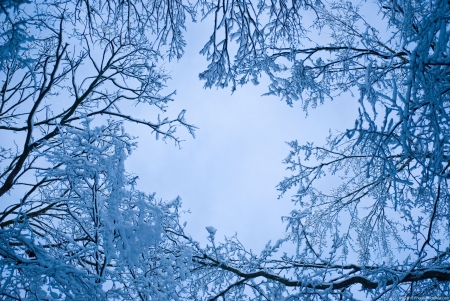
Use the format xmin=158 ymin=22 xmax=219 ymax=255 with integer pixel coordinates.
xmin=1 ymin=0 xmax=449 ymax=300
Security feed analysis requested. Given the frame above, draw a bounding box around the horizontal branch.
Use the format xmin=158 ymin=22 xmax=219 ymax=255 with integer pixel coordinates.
xmin=195 ymin=254 xmax=450 ymax=293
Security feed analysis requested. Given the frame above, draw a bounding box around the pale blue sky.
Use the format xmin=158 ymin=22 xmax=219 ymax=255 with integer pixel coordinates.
xmin=125 ymin=19 xmax=359 ymax=250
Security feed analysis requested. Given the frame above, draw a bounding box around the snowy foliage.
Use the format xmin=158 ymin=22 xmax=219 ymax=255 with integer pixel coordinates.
xmin=1 ymin=121 xmax=193 ymax=300
xmin=0 ymin=0 xmax=196 ymax=299
xmin=1 ymin=0 xmax=449 ymax=300
xmin=193 ymin=0 xmax=450 ymax=300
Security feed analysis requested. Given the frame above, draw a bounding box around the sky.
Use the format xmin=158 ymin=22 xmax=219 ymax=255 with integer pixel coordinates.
xmin=125 ymin=18 xmax=359 ymax=251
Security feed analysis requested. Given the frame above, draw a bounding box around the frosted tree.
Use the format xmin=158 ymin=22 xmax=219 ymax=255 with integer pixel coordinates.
xmin=1 ymin=121 xmax=194 ymax=300
xmin=0 ymin=0 xmax=196 ymax=299
xmin=2 ymin=0 xmax=449 ymax=299
xmin=191 ymin=0 xmax=450 ymax=300
xmin=0 ymin=0 xmax=196 ymax=198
